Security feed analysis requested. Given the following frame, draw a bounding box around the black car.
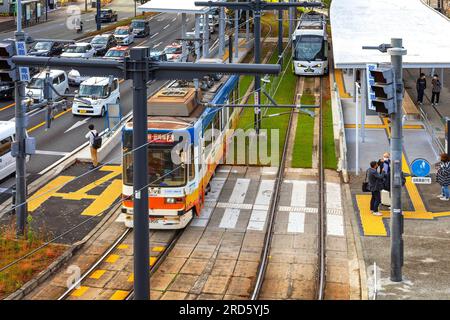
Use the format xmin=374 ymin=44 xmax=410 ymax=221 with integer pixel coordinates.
xmin=28 ymin=41 xmax=66 ymax=57
xmin=149 ymin=50 xmax=167 ymax=62
xmin=98 ymin=9 xmax=118 ymax=23
xmin=0 ymin=82 xmax=14 ymax=99
xmin=90 ymin=34 xmax=117 ymax=56
xmin=131 ymin=19 xmax=150 ymax=37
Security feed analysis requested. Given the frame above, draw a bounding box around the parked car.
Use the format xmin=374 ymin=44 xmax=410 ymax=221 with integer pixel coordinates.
xmin=104 ymin=46 xmax=130 ymax=62
xmin=68 ymin=69 xmax=90 ymax=86
xmin=90 ymin=34 xmax=117 ymax=56
xmin=163 ymin=43 xmax=182 ymax=61
xmin=72 ymin=77 xmax=120 ymax=117
xmin=149 ymin=50 xmax=167 ymax=62
xmin=25 ymin=69 xmax=69 ymax=103
xmin=0 ymin=82 xmax=14 ymax=99
xmin=61 ymin=43 xmax=96 ymax=58
xmin=131 ymin=19 xmax=150 ymax=37
xmin=28 ymin=41 xmax=67 ymax=57
xmin=113 ymin=26 xmax=134 ymax=45
xmin=98 ymin=9 xmax=118 ymax=23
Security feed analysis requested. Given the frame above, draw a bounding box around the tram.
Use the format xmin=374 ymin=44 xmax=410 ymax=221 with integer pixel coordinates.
xmin=121 ymin=75 xmax=240 ymax=229
xmin=292 ymin=11 xmax=329 ymax=76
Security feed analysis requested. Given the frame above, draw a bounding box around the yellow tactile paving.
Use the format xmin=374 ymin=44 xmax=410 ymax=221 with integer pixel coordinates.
xmin=71 ymin=286 xmax=89 ymax=297
xmin=109 ymin=290 xmax=129 ymax=300
xmin=127 ymin=273 xmax=134 ymax=282
xmin=152 ymin=246 xmax=165 ymax=252
xmin=28 ymin=176 xmax=74 ymax=212
xmin=90 ymin=270 xmax=106 ymax=280
xmin=81 ymin=179 xmax=122 ymax=216
xmin=334 ymin=69 xmax=352 ymax=98
xmin=105 ymin=254 xmax=120 ymax=263
xmin=356 ymin=195 xmax=388 ymax=236
xmin=117 ymin=244 xmax=129 ymax=250
xmin=150 ymin=257 xmax=157 ymax=266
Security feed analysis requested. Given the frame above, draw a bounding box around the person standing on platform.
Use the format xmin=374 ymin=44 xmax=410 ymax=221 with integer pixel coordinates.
xmin=416 ymin=73 xmax=427 ymax=105
xmin=368 ymin=161 xmax=386 ymax=216
xmin=431 ymin=74 xmax=442 ymax=106
xmin=436 ymin=153 xmax=450 ymax=201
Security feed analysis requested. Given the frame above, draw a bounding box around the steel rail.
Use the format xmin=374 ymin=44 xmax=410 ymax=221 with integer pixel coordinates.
xmin=57 ymin=228 xmax=132 ymax=300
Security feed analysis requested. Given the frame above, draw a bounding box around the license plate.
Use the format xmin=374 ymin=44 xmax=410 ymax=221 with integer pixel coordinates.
xmin=79 ymin=110 xmax=87 ymax=114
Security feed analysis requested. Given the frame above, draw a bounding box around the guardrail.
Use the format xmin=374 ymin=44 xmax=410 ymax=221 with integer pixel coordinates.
xmin=417 ymin=105 xmax=445 ymax=156
xmin=333 ymin=81 xmax=349 ymax=182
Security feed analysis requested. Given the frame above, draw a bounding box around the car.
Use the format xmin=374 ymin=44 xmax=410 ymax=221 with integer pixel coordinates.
xmin=149 ymin=50 xmax=167 ymax=62
xmin=60 ymin=43 xmax=96 ymax=58
xmin=90 ymin=34 xmax=117 ymax=56
xmin=72 ymin=77 xmax=120 ymax=117
xmin=104 ymin=46 xmax=129 ymax=62
xmin=113 ymin=26 xmax=135 ymax=46
xmin=67 ymin=69 xmax=90 ymax=86
xmin=131 ymin=19 xmax=150 ymax=37
xmin=98 ymin=9 xmax=118 ymax=23
xmin=199 ymin=14 xmax=217 ymax=34
xmin=28 ymin=41 xmax=67 ymax=57
xmin=163 ymin=43 xmax=183 ymax=61
xmin=0 ymin=82 xmax=14 ymax=100
xmin=25 ymin=69 xmax=69 ymax=103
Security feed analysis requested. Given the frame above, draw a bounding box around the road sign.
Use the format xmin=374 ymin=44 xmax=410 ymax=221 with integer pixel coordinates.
xmin=411 ymin=177 xmax=432 ymax=184
xmin=15 ymin=41 xmax=30 ymax=82
xmin=366 ymin=64 xmax=377 ymax=111
xmin=410 ymin=158 xmax=431 ymax=177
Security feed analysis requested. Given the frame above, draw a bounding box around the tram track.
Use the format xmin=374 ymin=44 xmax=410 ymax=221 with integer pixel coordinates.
xmin=250 ymin=75 xmax=327 ymax=300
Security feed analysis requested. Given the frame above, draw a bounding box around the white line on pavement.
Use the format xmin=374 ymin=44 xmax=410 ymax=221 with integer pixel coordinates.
xmin=35 ymin=150 xmax=70 ymax=156
xmin=150 ymin=32 xmax=159 ymax=39
xmin=153 ymin=41 xmax=163 ymax=48
xmin=163 ymin=24 xmax=170 ymax=30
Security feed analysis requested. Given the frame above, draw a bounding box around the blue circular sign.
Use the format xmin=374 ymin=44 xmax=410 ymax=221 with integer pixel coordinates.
xmin=411 ymin=158 xmax=431 ymax=177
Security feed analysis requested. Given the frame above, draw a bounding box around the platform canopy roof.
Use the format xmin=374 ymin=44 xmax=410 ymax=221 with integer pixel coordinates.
xmin=138 ymin=0 xmax=218 ymax=14
xmin=330 ymin=0 xmax=450 ymax=69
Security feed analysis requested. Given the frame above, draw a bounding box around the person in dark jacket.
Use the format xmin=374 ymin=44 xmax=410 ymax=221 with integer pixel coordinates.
xmin=368 ymin=161 xmax=386 ymax=216
xmin=431 ymin=74 xmax=442 ymax=106
xmin=416 ymin=73 xmax=427 ymax=105
xmin=436 ymin=153 xmax=450 ymax=201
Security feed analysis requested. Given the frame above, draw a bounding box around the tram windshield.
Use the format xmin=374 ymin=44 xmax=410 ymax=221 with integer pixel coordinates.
xmin=123 ymin=131 xmax=186 ymax=187
xmin=294 ymin=35 xmax=325 ymax=62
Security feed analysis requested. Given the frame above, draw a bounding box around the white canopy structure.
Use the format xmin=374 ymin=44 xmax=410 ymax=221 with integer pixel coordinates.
xmin=137 ymin=0 xmax=217 ymax=14
xmin=330 ymin=0 xmax=450 ymax=69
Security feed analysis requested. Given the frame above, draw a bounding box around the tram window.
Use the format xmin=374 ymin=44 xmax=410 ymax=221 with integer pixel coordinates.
xmin=0 ymin=137 xmax=12 ymax=157
xmin=214 ymin=112 xmax=221 ymax=132
xmin=189 ymin=145 xmax=195 ymax=180
xmin=204 ymin=121 xmax=213 ymax=150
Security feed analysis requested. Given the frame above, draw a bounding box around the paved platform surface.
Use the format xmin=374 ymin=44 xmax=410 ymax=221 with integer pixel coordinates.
xmin=339 ymin=69 xmax=450 ymax=299
xmin=0 ymin=162 xmax=122 ymax=244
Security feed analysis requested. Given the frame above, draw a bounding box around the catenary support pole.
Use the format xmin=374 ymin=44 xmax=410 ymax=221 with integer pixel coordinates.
xmin=130 ymin=47 xmax=150 ymax=299
xmin=15 ymin=0 xmax=28 ymax=237
xmin=361 ymin=68 xmax=366 ymax=143
xmin=234 ymin=6 xmax=239 ymax=60
xmin=278 ymin=6 xmax=283 ymax=66
xmin=219 ymin=7 xmax=225 ymax=57
xmin=96 ymin=0 xmax=101 ymax=31
xmin=195 ymin=14 xmax=201 ymax=60
xmin=389 ymin=38 xmax=406 ymax=282
xmin=181 ymin=13 xmax=187 ymax=62
xmin=254 ymin=4 xmax=261 ymax=134
xmin=246 ymin=10 xmax=250 ymax=47
xmin=355 ymin=81 xmax=360 ymax=175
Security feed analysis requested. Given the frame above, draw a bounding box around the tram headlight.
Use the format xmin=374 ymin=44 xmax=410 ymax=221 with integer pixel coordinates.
xmin=165 ymin=197 xmax=184 ymax=204
xmin=166 ymin=197 xmax=176 ymax=204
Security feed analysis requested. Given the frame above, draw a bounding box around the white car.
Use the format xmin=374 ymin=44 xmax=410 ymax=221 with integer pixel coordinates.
xmin=60 ymin=43 xmax=96 ymax=59
xmin=68 ymin=69 xmax=89 ymax=86
xmin=113 ymin=26 xmax=135 ymax=46
xmin=72 ymin=77 xmax=120 ymax=117
xmin=26 ymin=69 xmax=69 ymax=103
xmin=0 ymin=121 xmax=30 ymax=180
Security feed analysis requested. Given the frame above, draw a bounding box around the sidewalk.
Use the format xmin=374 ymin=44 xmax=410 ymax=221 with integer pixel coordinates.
xmin=336 ymin=68 xmax=450 ymax=299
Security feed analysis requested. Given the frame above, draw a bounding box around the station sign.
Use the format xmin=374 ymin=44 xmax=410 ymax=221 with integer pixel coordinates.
xmin=148 ymin=133 xmax=175 ymax=144
xmin=366 ymin=63 xmax=377 ymax=111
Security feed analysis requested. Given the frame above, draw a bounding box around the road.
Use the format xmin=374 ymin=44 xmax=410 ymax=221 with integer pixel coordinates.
xmin=0 ymin=10 xmax=197 ymax=200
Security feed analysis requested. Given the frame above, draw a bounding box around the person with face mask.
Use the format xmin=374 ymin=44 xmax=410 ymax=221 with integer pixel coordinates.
xmin=416 ymin=73 xmax=427 ymax=105
xmin=431 ymin=74 xmax=442 ymax=106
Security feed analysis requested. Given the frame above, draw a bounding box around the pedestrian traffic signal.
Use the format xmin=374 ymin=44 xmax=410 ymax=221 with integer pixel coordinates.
xmin=0 ymin=41 xmax=16 ymax=82
xmin=369 ymin=67 xmax=396 ymax=115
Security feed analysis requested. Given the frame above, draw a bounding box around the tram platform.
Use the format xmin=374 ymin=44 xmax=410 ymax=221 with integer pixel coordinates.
xmin=336 ymin=68 xmax=450 ymax=299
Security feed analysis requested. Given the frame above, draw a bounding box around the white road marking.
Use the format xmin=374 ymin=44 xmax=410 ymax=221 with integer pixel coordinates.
xmin=153 ymin=41 xmax=163 ymax=48
xmin=326 ymin=182 xmax=342 ymax=210
xmin=327 ymin=214 xmax=344 ymax=236
xmin=150 ymin=32 xmax=159 ymax=39
xmin=287 ymin=181 xmax=310 ymax=233
xmin=248 ymin=180 xmax=274 ymax=231
xmin=64 ymin=117 xmax=91 ymax=133
xmin=288 ymin=212 xmax=305 ymax=233
xmin=326 ymin=182 xmax=344 ymax=236
xmin=172 ymin=17 xmax=177 ymax=22
xmin=163 ymin=24 xmax=170 ymax=30
xmin=191 ymin=207 xmax=214 ymax=227
xmin=205 ymin=177 xmax=226 ymax=202
xmin=35 ymin=150 xmax=69 ymax=156
xmin=219 ymin=178 xmax=250 ymax=229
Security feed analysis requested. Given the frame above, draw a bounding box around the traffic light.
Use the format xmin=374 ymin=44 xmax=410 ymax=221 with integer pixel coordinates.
xmin=369 ymin=67 xmax=396 ymax=115
xmin=0 ymin=41 xmax=16 ymax=82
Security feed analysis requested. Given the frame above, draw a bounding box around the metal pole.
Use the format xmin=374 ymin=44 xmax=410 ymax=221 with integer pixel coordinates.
xmin=135 ymin=0 xmax=137 ymax=17
xmin=218 ymin=7 xmax=225 ymax=58
xmin=361 ymin=68 xmax=366 ymax=142
xmin=246 ymin=10 xmax=250 ymax=47
xmin=389 ymin=38 xmax=406 ymax=282
xmin=181 ymin=13 xmax=187 ymax=62
xmin=96 ymin=0 xmax=101 ymax=31
xmin=130 ymin=47 xmax=150 ymax=299
xmin=355 ymin=82 xmax=360 ymax=175
xmin=288 ymin=0 xmax=293 ymax=39
xmin=202 ymin=13 xmax=209 ymax=58
xmin=234 ymin=6 xmax=239 ymax=60
xmin=194 ymin=14 xmax=201 ymax=60
xmin=14 ymin=0 xmax=28 ymax=237
xmin=254 ymin=2 xmax=261 ymax=134
xmin=278 ymin=6 xmax=283 ymax=66
xmin=447 ymin=118 xmax=450 ymax=154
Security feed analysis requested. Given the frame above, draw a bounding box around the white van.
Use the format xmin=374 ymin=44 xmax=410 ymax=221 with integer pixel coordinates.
xmin=26 ymin=70 xmax=69 ymax=103
xmin=72 ymin=77 xmax=120 ymax=117
xmin=0 ymin=121 xmax=29 ymax=181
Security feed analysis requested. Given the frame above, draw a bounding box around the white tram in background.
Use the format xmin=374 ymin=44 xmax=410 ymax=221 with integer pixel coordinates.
xmin=121 ymin=76 xmax=240 ymax=229
xmin=292 ymin=11 xmax=329 ymax=76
